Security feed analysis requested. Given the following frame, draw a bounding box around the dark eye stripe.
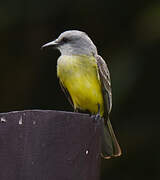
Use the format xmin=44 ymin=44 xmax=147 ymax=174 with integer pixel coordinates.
xmin=62 ymin=37 xmax=69 ymax=43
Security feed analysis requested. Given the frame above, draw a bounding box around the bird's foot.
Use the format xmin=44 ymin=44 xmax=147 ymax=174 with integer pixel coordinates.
xmin=90 ymin=104 xmax=101 ymax=124
xmin=91 ymin=113 xmax=101 ymax=123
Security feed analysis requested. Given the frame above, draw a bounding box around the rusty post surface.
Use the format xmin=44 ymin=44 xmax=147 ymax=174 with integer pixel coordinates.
xmin=0 ymin=110 xmax=101 ymax=180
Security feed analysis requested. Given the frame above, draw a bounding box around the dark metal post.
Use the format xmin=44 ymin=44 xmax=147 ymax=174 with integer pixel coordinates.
xmin=0 ymin=110 xmax=101 ymax=180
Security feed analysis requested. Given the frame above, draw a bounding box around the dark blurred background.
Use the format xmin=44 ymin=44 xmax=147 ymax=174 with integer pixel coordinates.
xmin=0 ymin=0 xmax=160 ymax=179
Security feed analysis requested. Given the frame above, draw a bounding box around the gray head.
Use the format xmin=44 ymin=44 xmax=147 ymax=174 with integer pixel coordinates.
xmin=42 ymin=30 xmax=97 ymax=56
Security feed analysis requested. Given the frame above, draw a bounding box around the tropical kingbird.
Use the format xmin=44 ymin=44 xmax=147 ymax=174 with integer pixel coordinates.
xmin=41 ymin=30 xmax=121 ymax=159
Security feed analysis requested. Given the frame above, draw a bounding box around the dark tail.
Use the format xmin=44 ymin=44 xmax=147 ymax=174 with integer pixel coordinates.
xmin=101 ymin=118 xmax=122 ymax=159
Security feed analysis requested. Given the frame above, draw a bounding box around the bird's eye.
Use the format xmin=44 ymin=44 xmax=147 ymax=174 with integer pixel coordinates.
xmin=61 ymin=37 xmax=69 ymax=43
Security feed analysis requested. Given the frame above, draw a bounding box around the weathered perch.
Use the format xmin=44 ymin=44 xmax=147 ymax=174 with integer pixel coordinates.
xmin=0 ymin=110 xmax=101 ymax=180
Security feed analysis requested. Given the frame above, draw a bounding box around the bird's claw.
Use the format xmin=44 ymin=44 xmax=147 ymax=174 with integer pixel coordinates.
xmin=91 ymin=113 xmax=101 ymax=123
xmin=90 ymin=104 xmax=101 ymax=124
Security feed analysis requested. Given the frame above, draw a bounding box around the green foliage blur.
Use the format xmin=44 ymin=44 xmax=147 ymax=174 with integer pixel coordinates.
xmin=0 ymin=0 xmax=160 ymax=179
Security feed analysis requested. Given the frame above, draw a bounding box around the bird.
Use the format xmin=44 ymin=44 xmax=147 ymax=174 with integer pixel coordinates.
xmin=41 ymin=30 xmax=121 ymax=159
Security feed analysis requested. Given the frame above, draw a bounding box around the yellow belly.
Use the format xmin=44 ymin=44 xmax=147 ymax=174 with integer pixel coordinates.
xmin=57 ymin=55 xmax=104 ymax=116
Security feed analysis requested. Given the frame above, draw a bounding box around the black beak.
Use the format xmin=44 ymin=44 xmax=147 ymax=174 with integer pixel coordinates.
xmin=41 ymin=39 xmax=59 ymax=50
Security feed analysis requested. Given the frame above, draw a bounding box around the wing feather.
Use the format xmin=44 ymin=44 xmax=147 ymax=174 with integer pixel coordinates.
xmin=95 ymin=55 xmax=112 ymax=118
xmin=59 ymin=80 xmax=74 ymax=109
xmin=96 ymin=55 xmax=121 ymax=158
